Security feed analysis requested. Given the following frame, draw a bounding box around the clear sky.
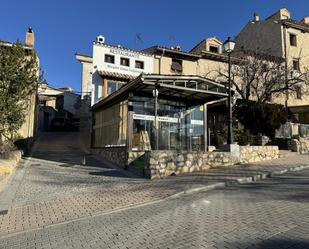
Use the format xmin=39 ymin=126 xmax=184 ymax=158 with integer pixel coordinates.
xmin=1 ymin=0 xmax=308 ymax=92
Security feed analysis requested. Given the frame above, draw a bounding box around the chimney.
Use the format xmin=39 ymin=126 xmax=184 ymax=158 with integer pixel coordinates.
xmin=253 ymin=13 xmax=260 ymax=22
xmin=25 ymin=27 xmax=34 ymax=47
xmin=302 ymin=16 xmax=309 ymax=25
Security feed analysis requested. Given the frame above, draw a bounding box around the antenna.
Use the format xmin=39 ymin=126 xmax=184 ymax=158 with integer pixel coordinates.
xmin=135 ymin=33 xmax=142 ymax=44
xmin=168 ymin=34 xmax=175 ymax=47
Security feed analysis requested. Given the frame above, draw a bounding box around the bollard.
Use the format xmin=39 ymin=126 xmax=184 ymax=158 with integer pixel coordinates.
xmin=82 ymin=155 xmax=86 ymax=165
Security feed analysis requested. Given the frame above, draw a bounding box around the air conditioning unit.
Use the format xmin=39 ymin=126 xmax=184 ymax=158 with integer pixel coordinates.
xmin=96 ymin=35 xmax=105 ymax=44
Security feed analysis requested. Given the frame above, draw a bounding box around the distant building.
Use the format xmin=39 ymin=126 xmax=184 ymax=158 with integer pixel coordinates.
xmin=75 ymin=53 xmax=93 ymax=100
xmin=38 ymin=84 xmax=80 ymax=131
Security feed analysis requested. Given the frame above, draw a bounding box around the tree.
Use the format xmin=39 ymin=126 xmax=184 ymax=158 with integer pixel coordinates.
xmin=235 ymin=101 xmax=288 ymax=138
xmin=215 ymin=50 xmax=309 ymax=104
xmin=0 ymin=41 xmax=38 ymax=142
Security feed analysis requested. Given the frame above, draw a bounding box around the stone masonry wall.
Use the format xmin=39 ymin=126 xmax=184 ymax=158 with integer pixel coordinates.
xmin=145 ymin=151 xmax=236 ymax=179
xmin=239 ymin=146 xmax=279 ymax=164
xmin=146 ymin=146 xmax=279 ymax=179
xmin=290 ymin=137 xmax=309 ymax=154
xmin=91 ymin=147 xmax=127 ymax=168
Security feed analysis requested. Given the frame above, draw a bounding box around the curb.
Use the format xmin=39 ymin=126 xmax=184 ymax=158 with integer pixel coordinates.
xmin=166 ymin=163 xmax=309 ymax=199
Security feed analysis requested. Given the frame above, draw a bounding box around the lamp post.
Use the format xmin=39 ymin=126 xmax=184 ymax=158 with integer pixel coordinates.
xmin=223 ymin=37 xmax=236 ymax=145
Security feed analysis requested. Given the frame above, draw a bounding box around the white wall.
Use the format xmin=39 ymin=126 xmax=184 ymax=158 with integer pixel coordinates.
xmin=92 ymin=43 xmax=153 ymax=105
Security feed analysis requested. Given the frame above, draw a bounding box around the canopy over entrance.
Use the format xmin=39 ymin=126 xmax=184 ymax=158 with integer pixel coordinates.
xmin=91 ymin=74 xmax=232 ymax=111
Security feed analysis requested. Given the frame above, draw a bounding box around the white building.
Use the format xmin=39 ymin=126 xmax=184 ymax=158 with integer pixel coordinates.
xmin=76 ymin=36 xmax=154 ymax=106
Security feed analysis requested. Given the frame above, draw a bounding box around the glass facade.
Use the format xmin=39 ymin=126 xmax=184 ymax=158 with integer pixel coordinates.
xmin=132 ymin=96 xmax=204 ymax=151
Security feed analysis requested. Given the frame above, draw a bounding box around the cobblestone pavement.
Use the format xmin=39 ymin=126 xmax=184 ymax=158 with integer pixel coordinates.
xmin=1 ymin=167 xmax=309 ymax=249
xmin=0 ymin=132 xmax=309 ymax=248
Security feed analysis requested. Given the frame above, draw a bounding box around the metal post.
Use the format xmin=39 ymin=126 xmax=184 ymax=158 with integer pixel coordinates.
xmin=203 ymin=104 xmax=208 ymax=152
xmin=227 ymin=53 xmax=233 ymax=145
xmin=154 ymin=86 xmax=158 ymax=150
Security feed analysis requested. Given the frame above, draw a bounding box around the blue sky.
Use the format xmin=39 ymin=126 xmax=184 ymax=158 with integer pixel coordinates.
xmin=0 ymin=0 xmax=308 ymax=92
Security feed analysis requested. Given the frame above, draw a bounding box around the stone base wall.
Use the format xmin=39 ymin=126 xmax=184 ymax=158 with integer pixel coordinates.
xmin=239 ymin=146 xmax=279 ymax=163
xmin=91 ymin=147 xmax=127 ymax=168
xmin=146 ymin=146 xmax=280 ymax=179
xmin=146 ymin=151 xmax=236 ymax=179
xmin=290 ymin=137 xmax=309 ymax=154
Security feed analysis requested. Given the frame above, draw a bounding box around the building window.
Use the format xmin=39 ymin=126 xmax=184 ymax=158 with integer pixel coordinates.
xmin=107 ymin=81 xmax=124 ymax=95
xmin=104 ymin=54 xmax=115 ymax=64
xmin=293 ymin=59 xmax=300 ymax=71
xmin=296 ymin=85 xmax=302 ymax=99
xmin=135 ymin=60 xmax=144 ymax=69
xmin=289 ymin=34 xmax=297 ymax=47
xmin=171 ymin=59 xmax=183 ymax=73
xmin=209 ymin=46 xmax=219 ymax=53
xmin=120 ymin=57 xmax=130 ymax=67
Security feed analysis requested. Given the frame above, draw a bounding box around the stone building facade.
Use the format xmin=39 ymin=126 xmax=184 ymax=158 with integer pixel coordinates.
xmin=235 ymin=8 xmax=309 ymax=121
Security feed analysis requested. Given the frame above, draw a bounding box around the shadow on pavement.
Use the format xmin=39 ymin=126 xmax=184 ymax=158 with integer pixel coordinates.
xmin=224 ymin=170 xmax=309 ymax=203
xmin=225 ymin=238 xmax=309 ymax=249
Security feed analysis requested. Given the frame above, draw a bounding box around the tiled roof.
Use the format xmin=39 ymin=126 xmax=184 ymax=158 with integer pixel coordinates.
xmin=281 ymin=19 xmax=309 ymax=32
xmin=98 ymin=70 xmax=136 ymax=81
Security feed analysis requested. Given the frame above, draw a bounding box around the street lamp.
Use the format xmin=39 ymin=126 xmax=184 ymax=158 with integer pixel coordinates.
xmin=223 ymin=37 xmax=236 ymax=145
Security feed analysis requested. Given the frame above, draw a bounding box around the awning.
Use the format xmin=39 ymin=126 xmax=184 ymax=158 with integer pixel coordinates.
xmin=98 ymin=70 xmax=136 ymax=81
xmin=91 ymin=74 xmax=233 ymax=111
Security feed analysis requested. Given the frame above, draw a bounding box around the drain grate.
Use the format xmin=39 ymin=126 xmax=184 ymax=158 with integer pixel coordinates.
xmin=0 ymin=210 xmax=8 ymax=216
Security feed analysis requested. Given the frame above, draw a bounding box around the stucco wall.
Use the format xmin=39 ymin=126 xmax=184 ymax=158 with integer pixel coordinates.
xmin=18 ymin=93 xmax=37 ymax=140
xmin=81 ymin=61 xmax=93 ymax=99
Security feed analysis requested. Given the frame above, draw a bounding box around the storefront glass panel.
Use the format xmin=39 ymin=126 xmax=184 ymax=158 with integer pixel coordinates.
xmin=131 ymin=96 xmax=204 ymax=151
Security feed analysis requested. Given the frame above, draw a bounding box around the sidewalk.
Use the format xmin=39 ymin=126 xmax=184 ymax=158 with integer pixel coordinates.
xmin=1 ymin=153 xmax=309 ymax=238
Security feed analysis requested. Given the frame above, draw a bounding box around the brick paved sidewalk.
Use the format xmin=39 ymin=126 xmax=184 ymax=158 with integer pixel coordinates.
xmin=1 ymin=153 xmax=309 ymax=238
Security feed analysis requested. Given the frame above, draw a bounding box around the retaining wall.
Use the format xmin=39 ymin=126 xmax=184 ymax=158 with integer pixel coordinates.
xmin=146 ymin=146 xmax=279 ymax=179
xmin=91 ymin=147 xmax=127 ymax=167
xmin=239 ymin=146 xmax=279 ymax=163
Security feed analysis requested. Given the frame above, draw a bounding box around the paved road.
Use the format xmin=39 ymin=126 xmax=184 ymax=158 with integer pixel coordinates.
xmin=1 ymin=168 xmax=309 ymax=249
xmin=1 ymin=132 xmax=309 ymax=248
xmin=0 ymin=132 xmax=144 ymax=209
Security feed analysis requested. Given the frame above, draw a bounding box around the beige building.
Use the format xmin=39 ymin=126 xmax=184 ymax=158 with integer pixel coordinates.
xmin=235 ymin=8 xmax=309 ymax=122
xmin=75 ymin=53 xmax=93 ymax=100
xmin=143 ymin=37 xmax=228 ymax=79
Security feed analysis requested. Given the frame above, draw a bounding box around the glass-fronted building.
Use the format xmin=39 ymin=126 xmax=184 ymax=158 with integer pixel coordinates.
xmin=91 ymin=74 xmax=231 ymax=152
